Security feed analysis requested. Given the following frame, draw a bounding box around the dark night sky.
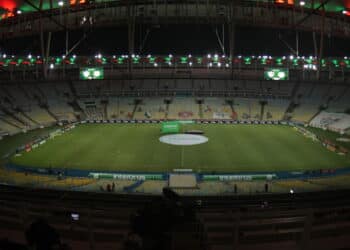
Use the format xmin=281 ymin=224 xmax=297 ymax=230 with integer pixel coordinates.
xmin=1 ymin=24 xmax=350 ymax=56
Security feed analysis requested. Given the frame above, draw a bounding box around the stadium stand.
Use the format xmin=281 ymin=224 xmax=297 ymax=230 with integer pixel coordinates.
xmin=1 ymin=185 xmax=350 ymax=250
xmin=167 ymin=97 xmax=199 ymax=120
xmin=0 ymin=80 xmax=349 ymax=133
xmin=310 ymin=111 xmax=350 ymax=133
xmin=0 ymin=168 xmax=96 ymax=190
xmin=202 ymin=98 xmax=232 ymax=120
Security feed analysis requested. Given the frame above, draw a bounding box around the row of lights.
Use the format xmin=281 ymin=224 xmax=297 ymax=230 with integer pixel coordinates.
xmin=2 ymin=53 xmax=350 ymax=60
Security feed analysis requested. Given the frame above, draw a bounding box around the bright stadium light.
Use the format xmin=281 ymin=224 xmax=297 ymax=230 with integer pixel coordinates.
xmin=93 ymin=70 xmax=101 ymax=78
xmin=50 ymin=63 xmax=54 ymax=69
xmin=267 ymin=71 xmax=275 ymax=78
xmin=277 ymin=71 xmax=286 ymax=79
xmin=16 ymin=10 xmax=22 ymax=14
xmin=299 ymin=1 xmax=305 ymax=6
xmin=342 ymin=9 xmax=350 ymax=16
xmin=58 ymin=1 xmax=64 ymax=7
xmin=83 ymin=70 xmax=90 ymax=78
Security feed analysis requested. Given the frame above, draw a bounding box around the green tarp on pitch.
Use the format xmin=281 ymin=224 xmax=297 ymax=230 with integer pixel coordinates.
xmin=161 ymin=121 xmax=180 ymax=134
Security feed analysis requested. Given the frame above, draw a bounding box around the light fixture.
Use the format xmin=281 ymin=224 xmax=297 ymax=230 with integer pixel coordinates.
xmin=93 ymin=70 xmax=101 ymax=77
xmin=299 ymin=1 xmax=305 ymax=6
xmin=83 ymin=71 xmax=89 ymax=78
xmin=343 ymin=9 xmax=350 ymax=16
xmin=58 ymin=1 xmax=64 ymax=7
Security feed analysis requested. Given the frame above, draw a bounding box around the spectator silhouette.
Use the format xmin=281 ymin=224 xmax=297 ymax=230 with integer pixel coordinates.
xmin=25 ymin=218 xmax=61 ymax=250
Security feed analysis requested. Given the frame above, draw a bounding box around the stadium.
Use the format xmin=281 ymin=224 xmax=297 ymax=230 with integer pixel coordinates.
xmin=0 ymin=0 xmax=350 ymax=250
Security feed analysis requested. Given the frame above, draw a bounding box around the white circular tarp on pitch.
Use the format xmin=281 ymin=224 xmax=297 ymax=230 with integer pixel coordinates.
xmin=159 ymin=134 xmax=209 ymax=146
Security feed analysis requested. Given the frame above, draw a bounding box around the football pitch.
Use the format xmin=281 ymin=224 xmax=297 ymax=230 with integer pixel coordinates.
xmin=10 ymin=124 xmax=350 ymax=173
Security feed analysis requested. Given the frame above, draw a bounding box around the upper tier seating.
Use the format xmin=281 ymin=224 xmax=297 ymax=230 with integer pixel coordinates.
xmin=0 ymin=80 xmax=349 ymax=134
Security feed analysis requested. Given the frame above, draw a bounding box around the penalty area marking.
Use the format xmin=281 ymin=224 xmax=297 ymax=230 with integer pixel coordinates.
xmin=159 ymin=134 xmax=209 ymax=146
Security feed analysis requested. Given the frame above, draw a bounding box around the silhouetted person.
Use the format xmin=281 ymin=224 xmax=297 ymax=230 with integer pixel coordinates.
xmin=25 ymin=219 xmax=61 ymax=250
xmin=131 ymin=188 xmax=197 ymax=250
xmin=265 ymin=183 xmax=269 ymax=193
xmin=123 ymin=232 xmax=142 ymax=250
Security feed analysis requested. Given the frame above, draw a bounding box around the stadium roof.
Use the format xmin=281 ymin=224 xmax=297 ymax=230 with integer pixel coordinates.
xmin=0 ymin=0 xmax=350 ymax=18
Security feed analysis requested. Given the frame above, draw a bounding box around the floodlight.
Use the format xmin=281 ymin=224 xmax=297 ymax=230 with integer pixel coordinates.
xmin=83 ymin=71 xmax=89 ymax=78
xmin=277 ymin=71 xmax=286 ymax=78
xmin=93 ymin=70 xmax=101 ymax=77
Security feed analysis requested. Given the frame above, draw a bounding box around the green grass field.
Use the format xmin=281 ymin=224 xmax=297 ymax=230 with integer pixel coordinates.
xmin=8 ymin=124 xmax=350 ymax=173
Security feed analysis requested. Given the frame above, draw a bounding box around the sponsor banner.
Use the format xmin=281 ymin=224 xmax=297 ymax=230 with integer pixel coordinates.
xmin=88 ymin=172 xmax=164 ymax=180
xmin=49 ymin=129 xmax=63 ymax=139
xmin=178 ymin=120 xmax=195 ymax=124
xmin=213 ymin=112 xmax=231 ymax=119
xmin=178 ymin=112 xmax=193 ymax=118
xmin=203 ymin=174 xmax=277 ymax=181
